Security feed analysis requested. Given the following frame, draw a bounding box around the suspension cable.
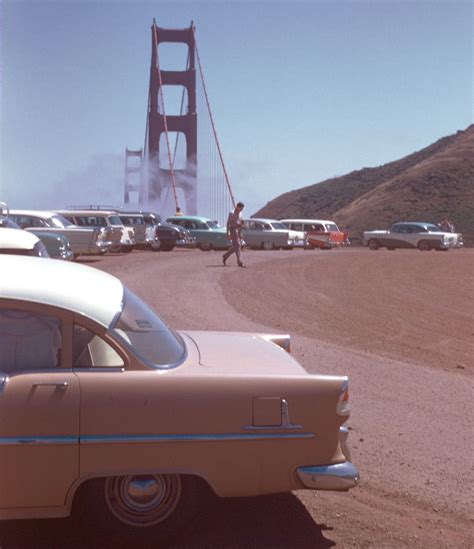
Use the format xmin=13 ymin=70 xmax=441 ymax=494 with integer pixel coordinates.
xmin=192 ymin=24 xmax=236 ymax=209
xmin=153 ymin=21 xmax=179 ymax=211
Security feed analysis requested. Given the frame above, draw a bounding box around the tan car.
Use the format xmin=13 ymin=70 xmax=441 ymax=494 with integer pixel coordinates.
xmin=0 ymin=256 xmax=358 ymax=542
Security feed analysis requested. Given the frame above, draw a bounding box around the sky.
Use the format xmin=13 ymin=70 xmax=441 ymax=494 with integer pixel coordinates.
xmin=1 ymin=0 xmax=472 ymax=220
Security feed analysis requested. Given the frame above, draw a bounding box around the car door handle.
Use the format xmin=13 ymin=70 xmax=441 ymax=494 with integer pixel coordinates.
xmin=32 ymin=382 xmax=69 ymax=390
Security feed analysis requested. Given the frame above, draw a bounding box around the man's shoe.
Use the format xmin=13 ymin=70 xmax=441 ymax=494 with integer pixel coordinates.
xmin=222 ymin=255 xmax=227 ymax=266
xmin=238 ymin=262 xmax=245 ymax=268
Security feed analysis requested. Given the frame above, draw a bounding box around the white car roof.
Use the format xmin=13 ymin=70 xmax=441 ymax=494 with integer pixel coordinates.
xmin=9 ymin=209 xmax=61 ymax=219
xmin=0 ymin=256 xmax=124 ymax=327
xmin=59 ymin=210 xmax=119 ymax=216
xmin=280 ymin=219 xmax=336 ymax=224
xmin=0 ymin=228 xmax=40 ymax=250
xmin=249 ymin=218 xmax=283 ymax=223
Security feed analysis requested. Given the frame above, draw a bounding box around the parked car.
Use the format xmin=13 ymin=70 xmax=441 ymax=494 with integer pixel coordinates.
xmin=0 ymin=255 xmax=358 ymax=542
xmin=363 ymin=222 xmax=463 ymax=251
xmin=135 ymin=211 xmax=196 ymax=251
xmin=242 ymin=219 xmax=293 ymax=250
xmin=250 ymin=218 xmax=306 ymax=248
xmin=118 ymin=212 xmax=160 ymax=251
xmin=281 ymin=219 xmax=350 ymax=249
xmin=58 ymin=209 xmax=135 ymax=253
xmin=0 ymin=227 xmax=49 ymax=257
xmin=0 ymin=216 xmax=74 ymax=261
xmin=167 ymin=215 xmax=231 ymax=251
xmin=8 ymin=210 xmax=109 ymax=258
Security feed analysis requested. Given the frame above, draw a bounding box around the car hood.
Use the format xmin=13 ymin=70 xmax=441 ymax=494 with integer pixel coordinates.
xmin=180 ymin=330 xmax=307 ymax=376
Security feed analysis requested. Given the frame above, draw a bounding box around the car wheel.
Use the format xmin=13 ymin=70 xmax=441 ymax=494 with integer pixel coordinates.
xmin=121 ymin=246 xmax=134 ymax=253
xmin=418 ymin=240 xmax=431 ymax=251
xmin=109 ymin=245 xmax=122 ymax=253
xmin=199 ymin=242 xmax=212 ymax=252
xmin=368 ymin=239 xmax=380 ymax=251
xmin=262 ymin=241 xmax=274 ymax=251
xmin=160 ymin=244 xmax=175 ymax=252
xmin=74 ymin=474 xmax=209 ymax=544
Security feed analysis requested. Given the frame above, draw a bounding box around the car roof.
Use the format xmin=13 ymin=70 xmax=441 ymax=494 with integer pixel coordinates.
xmin=248 ymin=218 xmax=282 ymax=223
xmin=280 ymin=218 xmax=335 ymax=224
xmin=58 ymin=210 xmax=119 ymax=216
xmin=393 ymin=221 xmax=435 ymax=225
xmin=9 ymin=209 xmax=60 ymax=218
xmin=0 ymin=228 xmax=40 ymax=250
xmin=0 ymin=256 xmax=124 ymax=327
xmin=167 ymin=215 xmax=215 ymax=222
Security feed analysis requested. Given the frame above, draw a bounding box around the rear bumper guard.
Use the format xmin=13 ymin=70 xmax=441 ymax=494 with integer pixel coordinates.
xmin=297 ymin=461 xmax=359 ymax=491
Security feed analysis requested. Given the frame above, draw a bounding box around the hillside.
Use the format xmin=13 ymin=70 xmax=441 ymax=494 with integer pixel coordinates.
xmin=255 ymin=126 xmax=474 ymax=245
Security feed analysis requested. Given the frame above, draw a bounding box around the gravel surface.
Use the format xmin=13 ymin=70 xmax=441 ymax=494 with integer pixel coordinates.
xmin=2 ymin=247 xmax=473 ymax=548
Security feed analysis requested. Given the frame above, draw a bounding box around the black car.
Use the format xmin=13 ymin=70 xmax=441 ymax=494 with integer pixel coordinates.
xmin=124 ymin=211 xmax=196 ymax=251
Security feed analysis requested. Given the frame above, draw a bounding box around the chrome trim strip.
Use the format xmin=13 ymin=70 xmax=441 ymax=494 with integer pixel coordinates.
xmin=0 ymin=432 xmax=315 ymax=446
xmin=0 ymin=373 xmax=8 ymax=394
xmin=73 ymin=367 xmax=125 ymax=373
xmin=81 ymin=432 xmax=315 ymax=444
xmin=0 ymin=436 xmax=78 ymax=445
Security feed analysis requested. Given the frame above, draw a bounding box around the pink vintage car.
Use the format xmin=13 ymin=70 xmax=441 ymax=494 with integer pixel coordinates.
xmin=0 ymin=256 xmax=358 ymax=542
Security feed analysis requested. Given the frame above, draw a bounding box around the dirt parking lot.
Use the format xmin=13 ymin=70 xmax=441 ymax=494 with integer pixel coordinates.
xmin=1 ymin=247 xmax=472 ymax=548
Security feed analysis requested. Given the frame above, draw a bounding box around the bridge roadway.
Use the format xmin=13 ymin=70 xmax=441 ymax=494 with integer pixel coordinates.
xmin=2 ymin=247 xmax=472 ymax=547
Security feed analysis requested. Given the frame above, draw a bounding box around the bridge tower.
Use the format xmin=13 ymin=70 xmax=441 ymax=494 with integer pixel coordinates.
xmin=148 ymin=22 xmax=197 ymax=214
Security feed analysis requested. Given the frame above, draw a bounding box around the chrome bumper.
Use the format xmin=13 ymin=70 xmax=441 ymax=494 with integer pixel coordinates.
xmin=60 ymin=249 xmax=75 ymax=261
xmin=176 ymin=238 xmax=197 ymax=248
xmin=297 ymin=461 xmax=359 ymax=491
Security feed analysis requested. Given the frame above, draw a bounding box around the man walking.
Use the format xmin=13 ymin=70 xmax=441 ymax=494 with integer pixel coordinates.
xmin=223 ymin=202 xmax=245 ymax=267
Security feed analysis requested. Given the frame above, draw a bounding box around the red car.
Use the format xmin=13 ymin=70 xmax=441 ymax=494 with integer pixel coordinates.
xmin=281 ymin=219 xmax=349 ymax=249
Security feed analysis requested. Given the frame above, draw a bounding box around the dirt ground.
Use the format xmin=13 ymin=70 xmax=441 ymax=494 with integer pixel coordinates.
xmin=1 ymin=247 xmax=473 ymax=548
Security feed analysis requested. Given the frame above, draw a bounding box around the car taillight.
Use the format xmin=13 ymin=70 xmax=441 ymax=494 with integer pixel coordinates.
xmin=336 ymin=378 xmax=350 ymax=417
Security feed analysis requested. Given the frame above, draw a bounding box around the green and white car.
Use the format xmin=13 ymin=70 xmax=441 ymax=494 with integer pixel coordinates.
xmin=166 ymin=215 xmax=231 ymax=251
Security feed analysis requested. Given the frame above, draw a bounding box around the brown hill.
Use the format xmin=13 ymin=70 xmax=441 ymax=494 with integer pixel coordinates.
xmin=255 ymin=125 xmax=474 ymax=245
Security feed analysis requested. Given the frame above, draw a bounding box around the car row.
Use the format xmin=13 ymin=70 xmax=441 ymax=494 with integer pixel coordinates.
xmin=165 ymin=215 xmax=349 ymax=252
xmin=1 ymin=206 xmax=197 ymax=259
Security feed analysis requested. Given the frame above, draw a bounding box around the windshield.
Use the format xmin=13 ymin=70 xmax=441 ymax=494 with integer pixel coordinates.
xmin=270 ymin=222 xmax=287 ymax=230
xmin=425 ymin=224 xmax=443 ymax=232
xmin=109 ymin=215 xmax=123 ymax=225
xmin=112 ymin=289 xmax=185 ymax=368
xmin=48 ymin=215 xmax=75 ymax=228
xmin=206 ymin=220 xmax=221 ymax=229
xmin=326 ymin=223 xmax=340 ymax=232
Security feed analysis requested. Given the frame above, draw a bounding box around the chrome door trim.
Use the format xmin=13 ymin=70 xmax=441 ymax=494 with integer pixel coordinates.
xmin=0 ymin=436 xmax=78 ymax=445
xmin=81 ymin=432 xmax=315 ymax=444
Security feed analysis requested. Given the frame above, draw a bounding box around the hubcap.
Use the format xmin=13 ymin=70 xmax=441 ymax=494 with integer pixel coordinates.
xmin=105 ymin=474 xmax=181 ymax=527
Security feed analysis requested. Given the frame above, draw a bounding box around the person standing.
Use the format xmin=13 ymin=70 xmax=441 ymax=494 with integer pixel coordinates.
xmin=175 ymin=206 xmax=184 ymax=216
xmin=223 ymin=202 xmax=245 ymax=267
xmin=439 ymin=217 xmax=454 ymax=232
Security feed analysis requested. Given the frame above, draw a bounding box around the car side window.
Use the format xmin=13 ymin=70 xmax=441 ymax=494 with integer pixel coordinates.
xmin=292 ymin=223 xmax=303 ymax=231
xmin=74 ymin=325 xmax=124 ymax=368
xmin=0 ymin=309 xmax=62 ymax=373
xmin=392 ymin=225 xmax=404 ymax=233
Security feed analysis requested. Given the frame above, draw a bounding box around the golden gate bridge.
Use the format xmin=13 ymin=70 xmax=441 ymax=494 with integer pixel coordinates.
xmin=124 ymin=20 xmax=236 ymax=224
